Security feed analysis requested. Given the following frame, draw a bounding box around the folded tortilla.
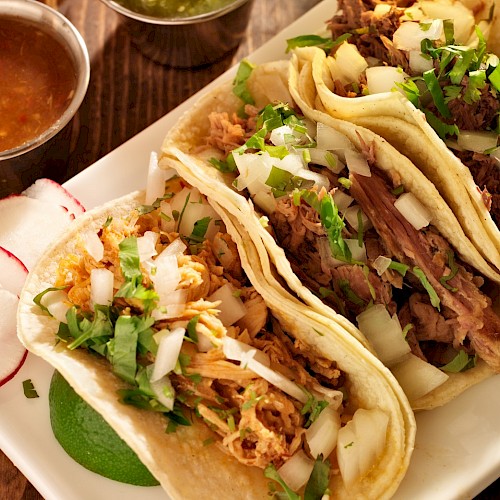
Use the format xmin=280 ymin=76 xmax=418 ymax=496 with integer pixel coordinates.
xmin=17 ymin=184 xmax=415 ymax=499
xmin=161 ymin=60 xmax=500 ymax=410
xmin=286 ymin=0 xmax=500 ymax=274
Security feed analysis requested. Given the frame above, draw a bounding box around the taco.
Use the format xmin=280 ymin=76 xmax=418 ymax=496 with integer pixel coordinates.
xmin=161 ymin=60 xmax=500 ymax=410
xmin=17 ymin=172 xmax=415 ymax=499
xmin=285 ymin=0 xmax=500 ymax=273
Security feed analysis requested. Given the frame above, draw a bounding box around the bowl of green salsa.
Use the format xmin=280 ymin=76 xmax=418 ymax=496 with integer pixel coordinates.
xmin=99 ymin=0 xmax=254 ymax=68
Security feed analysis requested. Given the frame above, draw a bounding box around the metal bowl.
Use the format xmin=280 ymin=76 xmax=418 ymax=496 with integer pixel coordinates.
xmin=99 ymin=0 xmax=254 ymax=68
xmin=0 ymin=0 xmax=90 ymax=197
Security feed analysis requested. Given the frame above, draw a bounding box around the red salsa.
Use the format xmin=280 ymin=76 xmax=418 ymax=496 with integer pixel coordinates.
xmin=0 ymin=18 xmax=77 ymax=152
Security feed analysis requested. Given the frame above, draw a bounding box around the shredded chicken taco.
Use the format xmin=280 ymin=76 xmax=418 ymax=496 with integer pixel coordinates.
xmin=161 ymin=60 xmax=500 ymax=410
xmin=17 ymin=173 xmax=415 ymax=499
xmin=285 ymin=0 xmax=500 ymax=274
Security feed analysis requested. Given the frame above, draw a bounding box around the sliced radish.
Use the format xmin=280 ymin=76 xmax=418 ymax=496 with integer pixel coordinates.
xmin=22 ymin=178 xmax=86 ymax=217
xmin=0 ymin=246 xmax=28 ymax=296
xmin=0 ymin=195 xmax=73 ymax=270
xmin=0 ymin=288 xmax=28 ymax=387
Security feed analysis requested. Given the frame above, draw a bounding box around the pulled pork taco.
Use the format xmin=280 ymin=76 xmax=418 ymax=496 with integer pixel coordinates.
xmin=161 ymin=60 xmax=500 ymax=410
xmin=285 ymin=0 xmax=500 ymax=274
xmin=17 ymin=171 xmax=415 ymax=499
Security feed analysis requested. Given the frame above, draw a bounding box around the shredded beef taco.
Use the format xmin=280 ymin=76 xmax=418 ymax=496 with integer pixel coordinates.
xmin=17 ymin=172 xmax=415 ymax=499
xmin=161 ymin=60 xmax=500 ymax=410
xmin=284 ymin=0 xmax=500 ymax=273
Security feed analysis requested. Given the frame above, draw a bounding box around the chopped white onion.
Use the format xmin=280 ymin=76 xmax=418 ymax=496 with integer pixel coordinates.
xmin=41 ymin=289 xmax=71 ymax=323
xmin=84 ymin=231 xmax=104 ymax=262
xmin=345 ymin=149 xmax=371 ymax=177
xmin=234 ymin=153 xmax=271 ymax=193
xmin=170 ymin=187 xmax=220 ymax=240
xmin=489 ymin=148 xmax=500 ymax=166
xmin=150 ymin=375 xmax=175 ymax=411
xmin=246 ymin=356 xmax=308 ymax=403
xmin=394 ymin=192 xmax=432 ymax=230
xmin=278 ymin=451 xmax=315 ymax=492
xmin=252 ymin=190 xmax=278 ymax=215
xmin=343 ymin=205 xmax=372 ymax=232
xmin=457 ymin=131 xmax=498 ymax=154
xmin=222 ymin=336 xmax=271 ymax=366
xmin=311 ymin=385 xmax=344 ymax=410
xmin=162 ymin=237 xmax=187 ymax=257
xmin=373 ymin=3 xmax=391 ymax=15
xmin=316 ymin=123 xmax=353 ymax=151
xmin=356 ymin=304 xmax=411 ymax=367
xmin=366 ymin=66 xmax=408 ymax=95
xmin=90 ymin=268 xmax=114 ymax=310
xmin=419 ymin=1 xmax=474 ymax=44
xmin=393 ymin=20 xmax=443 ymax=51
xmin=336 ymin=408 xmax=389 ymax=487
xmin=145 ymin=151 xmax=167 ymax=205
xmin=295 ymin=168 xmax=330 ymax=192
xmin=137 ymin=231 xmax=159 ymax=262
xmin=334 ymin=42 xmax=368 ymax=85
xmin=197 ymin=331 xmax=217 ymax=352
xmin=409 ymin=51 xmax=434 ymax=74
xmin=390 ymin=353 xmax=449 ymax=401
xmin=333 ymin=190 xmax=354 ymax=212
xmin=372 ymin=255 xmax=392 ymax=276
xmin=160 ymin=200 xmax=176 ymax=233
xmin=208 ymin=283 xmax=247 ymax=326
xmin=308 ymin=148 xmax=345 ymax=174
xmin=151 ymin=252 xmax=181 ymax=301
xmin=150 ymin=327 xmax=186 ymax=382
xmin=306 ymin=405 xmax=341 ymax=459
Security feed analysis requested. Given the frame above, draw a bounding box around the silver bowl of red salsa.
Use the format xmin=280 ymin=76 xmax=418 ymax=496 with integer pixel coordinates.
xmin=99 ymin=0 xmax=254 ymax=68
xmin=0 ymin=0 xmax=90 ymax=197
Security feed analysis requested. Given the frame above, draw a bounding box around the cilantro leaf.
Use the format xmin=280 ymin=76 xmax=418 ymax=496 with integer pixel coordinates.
xmin=232 ymin=59 xmax=256 ymax=106
xmin=304 ymin=455 xmax=330 ymax=500
xmin=412 ymin=267 xmax=441 ymax=311
xmin=264 ymin=464 xmax=300 ymax=500
xmin=440 ymin=350 xmax=477 ymax=373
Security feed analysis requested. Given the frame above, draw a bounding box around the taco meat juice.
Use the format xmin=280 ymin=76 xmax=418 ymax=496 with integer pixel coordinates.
xmin=0 ymin=18 xmax=76 ymax=152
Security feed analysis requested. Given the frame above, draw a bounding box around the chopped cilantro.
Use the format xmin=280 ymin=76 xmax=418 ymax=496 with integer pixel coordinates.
xmin=265 ymin=166 xmax=314 ymax=197
xmin=264 ymin=464 xmax=300 ymax=500
xmin=286 ymin=33 xmax=351 ymax=54
xmin=22 ymin=379 xmax=39 ymax=399
xmin=232 ymin=59 xmax=256 ymax=106
xmin=33 ymin=286 xmax=69 ymax=315
xmin=304 ymin=455 xmax=330 ymax=500
xmin=412 ymin=267 xmax=441 ymax=311
xmin=440 ymin=351 xmax=477 ymax=373
xmin=186 ymin=315 xmax=200 ymax=343
xmin=439 ymin=250 xmax=459 ymax=291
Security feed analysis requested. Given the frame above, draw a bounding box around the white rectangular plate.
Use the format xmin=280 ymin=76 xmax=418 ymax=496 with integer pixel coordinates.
xmin=1 ymin=1 xmax=499 ymax=498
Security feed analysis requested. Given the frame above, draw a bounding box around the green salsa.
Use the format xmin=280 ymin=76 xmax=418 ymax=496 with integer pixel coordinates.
xmin=115 ymin=0 xmax=237 ymax=18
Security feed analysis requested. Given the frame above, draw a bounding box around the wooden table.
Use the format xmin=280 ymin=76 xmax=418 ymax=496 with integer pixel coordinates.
xmin=1 ymin=0 xmax=498 ymax=498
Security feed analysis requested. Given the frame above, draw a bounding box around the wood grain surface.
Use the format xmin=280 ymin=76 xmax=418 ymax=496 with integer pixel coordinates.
xmin=1 ymin=0 xmax=498 ymax=498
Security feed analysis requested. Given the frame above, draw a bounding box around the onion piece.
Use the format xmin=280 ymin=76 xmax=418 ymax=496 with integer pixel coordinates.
xmin=208 ymin=283 xmax=247 ymax=326
xmin=150 ymin=327 xmax=185 ymax=382
xmin=457 ymin=131 xmax=498 ymax=153
xmin=393 ymin=20 xmax=443 ymax=51
xmin=391 ymin=353 xmax=449 ymax=401
xmin=372 ymin=255 xmax=392 ymax=276
xmin=41 ymin=289 xmax=71 ymax=323
xmin=252 ymin=190 xmax=278 ymax=215
xmin=333 ymin=190 xmax=354 ymax=212
xmin=137 ymin=231 xmax=159 ymax=262
xmin=150 ymin=252 xmax=181 ymax=302
xmin=356 ymin=304 xmax=411 ymax=367
xmin=345 ymin=149 xmax=371 ymax=177
xmin=295 ymin=168 xmax=330 ymax=191
xmin=409 ymin=51 xmax=434 ymax=74
xmin=145 ymin=151 xmax=168 ymax=205
xmin=162 ymin=237 xmax=187 ymax=257
xmin=306 ymin=405 xmax=341 ymax=459
xmin=334 ymin=42 xmax=368 ymax=85
xmin=366 ymin=66 xmax=408 ymax=95
xmin=170 ymin=187 xmax=220 ymax=240
xmin=316 ymin=123 xmax=353 ymax=151
xmin=160 ymin=200 xmax=176 ymax=233
xmin=246 ymin=356 xmax=308 ymax=403
xmin=394 ymin=192 xmax=432 ymax=230
xmin=150 ymin=375 xmax=175 ymax=411
xmin=419 ymin=1 xmax=474 ymax=44
xmin=308 ymin=148 xmax=345 ymax=174
xmin=84 ymin=231 xmax=104 ymax=262
xmin=277 ymin=451 xmax=315 ymax=492
xmin=336 ymin=408 xmax=389 ymax=487
xmin=90 ymin=268 xmax=114 ymax=310
xmin=222 ymin=336 xmax=271 ymax=366
xmin=343 ymin=205 xmax=372 ymax=232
